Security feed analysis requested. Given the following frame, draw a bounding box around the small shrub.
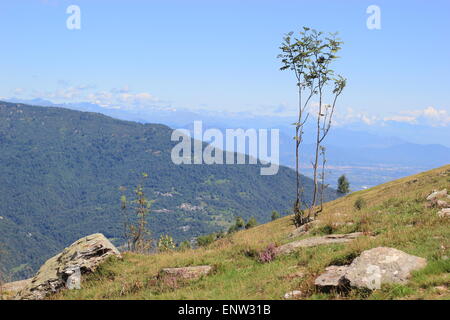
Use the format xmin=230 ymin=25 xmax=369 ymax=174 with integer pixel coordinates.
xmin=243 ymin=248 xmax=259 ymax=259
xmin=314 ymin=224 xmax=334 ymax=235
xmin=196 ymin=233 xmax=217 ymax=247
xmin=354 ymin=197 xmax=367 ymax=210
xmin=259 ymin=243 xmax=277 ymax=263
xmin=157 ymin=234 xmax=176 ymax=252
xmin=291 ymin=209 xmax=312 ymax=228
xmin=178 ymin=240 xmax=191 ymax=251
xmin=271 ymin=210 xmax=281 ymax=221
xmin=227 ymin=224 xmax=238 ymax=234
xmin=228 ymin=216 xmax=246 ymax=234
xmin=235 ymin=216 xmax=245 ymax=229
xmin=328 ymin=251 xmax=360 ymax=266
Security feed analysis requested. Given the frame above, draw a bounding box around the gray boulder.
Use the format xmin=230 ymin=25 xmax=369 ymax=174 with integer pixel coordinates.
xmin=17 ymin=233 xmax=121 ymax=300
xmin=283 ymin=290 xmax=302 ymax=299
xmin=275 ymin=232 xmax=364 ymax=256
xmin=314 ymin=266 xmax=349 ymax=289
xmin=426 ymin=189 xmax=447 ymax=201
xmin=159 ymin=265 xmax=212 ymax=280
xmin=344 ymin=247 xmax=426 ymax=290
xmin=315 ymin=247 xmax=427 ymax=291
xmin=436 ymin=200 xmax=449 ymax=208
xmin=438 ymin=208 xmax=450 ymax=218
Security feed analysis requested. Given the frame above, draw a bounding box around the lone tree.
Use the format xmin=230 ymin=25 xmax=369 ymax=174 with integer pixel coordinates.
xmin=337 ymin=174 xmax=350 ymax=194
xmin=278 ymin=27 xmax=315 ymax=226
xmin=120 ymin=173 xmax=154 ymax=253
xmin=278 ymin=27 xmax=346 ymax=226
xmin=271 ymin=210 xmax=281 ymax=221
xmin=0 ymin=244 xmax=8 ymax=298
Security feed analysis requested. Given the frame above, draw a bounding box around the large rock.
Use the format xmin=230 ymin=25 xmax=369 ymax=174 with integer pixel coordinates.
xmin=275 ymin=232 xmax=364 ymax=256
xmin=344 ymin=247 xmax=426 ymax=290
xmin=159 ymin=266 xmax=212 ymax=280
xmin=436 ymin=200 xmax=449 ymax=208
xmin=438 ymin=208 xmax=450 ymax=218
xmin=283 ymin=290 xmax=302 ymax=299
xmin=16 ymin=233 xmax=121 ymax=300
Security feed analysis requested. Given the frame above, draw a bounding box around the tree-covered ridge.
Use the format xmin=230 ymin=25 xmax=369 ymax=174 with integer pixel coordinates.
xmin=0 ymin=101 xmax=338 ymax=279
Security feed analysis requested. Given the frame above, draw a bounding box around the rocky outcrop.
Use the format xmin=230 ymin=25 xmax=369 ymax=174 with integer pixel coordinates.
xmin=283 ymin=290 xmax=302 ymax=299
xmin=275 ymin=232 xmax=364 ymax=256
xmin=16 ymin=233 xmax=121 ymax=300
xmin=345 ymin=247 xmax=427 ymax=290
xmin=426 ymin=189 xmax=448 ymax=201
xmin=159 ymin=266 xmax=212 ymax=280
xmin=288 ymin=220 xmax=318 ymax=238
xmin=425 ymin=189 xmax=449 ymax=215
xmin=314 ymin=265 xmax=349 ymax=289
xmin=438 ymin=208 xmax=450 ymax=218
xmin=315 ymin=247 xmax=427 ymax=291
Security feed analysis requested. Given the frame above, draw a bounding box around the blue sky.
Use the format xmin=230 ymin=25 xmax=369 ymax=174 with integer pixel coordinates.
xmin=1 ymin=0 xmax=449 ymax=126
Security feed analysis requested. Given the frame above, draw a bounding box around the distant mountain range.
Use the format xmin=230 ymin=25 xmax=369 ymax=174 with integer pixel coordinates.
xmin=0 ymin=101 xmax=338 ymax=280
xmin=7 ymin=98 xmax=450 ymax=190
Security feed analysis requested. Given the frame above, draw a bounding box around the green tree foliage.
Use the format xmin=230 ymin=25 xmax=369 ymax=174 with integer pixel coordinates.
xmin=271 ymin=210 xmax=281 ymax=221
xmin=120 ymin=174 xmax=154 ymax=253
xmin=278 ymin=27 xmax=346 ymax=226
xmin=354 ymin=197 xmax=367 ymax=210
xmin=337 ymin=175 xmax=350 ymax=194
xmin=196 ymin=233 xmax=217 ymax=247
xmin=235 ymin=216 xmax=245 ymax=229
xmin=178 ymin=241 xmax=191 ymax=251
xmin=0 ymin=244 xmax=6 ymax=294
xmin=157 ymin=234 xmax=176 ymax=252
xmin=228 ymin=216 xmax=248 ymax=233
xmin=245 ymin=217 xmax=258 ymax=229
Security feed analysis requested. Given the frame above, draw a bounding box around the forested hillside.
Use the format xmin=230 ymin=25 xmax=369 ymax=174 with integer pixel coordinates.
xmin=0 ymin=101 xmax=338 ymax=279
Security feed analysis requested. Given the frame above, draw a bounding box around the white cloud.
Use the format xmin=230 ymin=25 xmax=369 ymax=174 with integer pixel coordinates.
xmin=10 ymin=85 xmax=166 ymax=110
xmin=86 ymin=90 xmax=161 ymax=109
xmin=384 ymin=106 xmax=450 ymax=127
xmin=333 ymin=106 xmax=450 ymax=128
xmin=333 ymin=107 xmax=380 ymax=126
xmin=13 ymin=88 xmax=25 ymax=95
xmin=383 ymin=115 xmax=417 ymax=124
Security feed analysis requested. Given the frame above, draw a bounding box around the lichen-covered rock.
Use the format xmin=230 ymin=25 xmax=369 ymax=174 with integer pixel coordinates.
xmin=283 ymin=290 xmax=302 ymax=299
xmin=16 ymin=233 xmax=121 ymax=300
xmin=159 ymin=265 xmax=212 ymax=280
xmin=288 ymin=220 xmax=317 ymax=238
xmin=314 ymin=265 xmax=350 ymax=289
xmin=426 ymin=189 xmax=447 ymax=201
xmin=344 ymin=247 xmax=426 ymax=290
xmin=436 ymin=200 xmax=449 ymax=208
xmin=275 ymin=232 xmax=364 ymax=255
xmin=438 ymin=208 xmax=450 ymax=218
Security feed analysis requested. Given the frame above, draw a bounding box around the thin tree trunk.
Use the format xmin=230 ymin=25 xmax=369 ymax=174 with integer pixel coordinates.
xmin=310 ymin=84 xmax=322 ymax=219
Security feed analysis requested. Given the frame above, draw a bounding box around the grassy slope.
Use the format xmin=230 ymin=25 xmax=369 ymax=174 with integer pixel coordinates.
xmin=55 ymin=165 xmax=450 ymax=300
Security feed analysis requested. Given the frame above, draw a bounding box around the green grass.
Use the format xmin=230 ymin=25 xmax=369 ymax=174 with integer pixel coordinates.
xmin=51 ymin=165 xmax=450 ymax=300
